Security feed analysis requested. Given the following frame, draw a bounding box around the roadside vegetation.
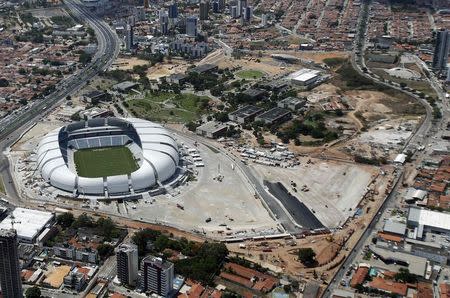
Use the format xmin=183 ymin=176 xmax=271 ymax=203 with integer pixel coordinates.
xmin=50 ymin=15 xmax=75 ymax=29
xmin=46 ymin=213 xmax=126 ymax=259
xmin=132 ymin=229 xmax=228 ymax=285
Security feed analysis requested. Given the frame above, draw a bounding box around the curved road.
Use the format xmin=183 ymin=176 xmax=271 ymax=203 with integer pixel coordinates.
xmin=0 ymin=0 xmax=120 ymax=204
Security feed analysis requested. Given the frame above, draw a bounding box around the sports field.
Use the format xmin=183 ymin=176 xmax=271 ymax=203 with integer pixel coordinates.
xmin=236 ymin=69 xmax=265 ymax=79
xmin=74 ymin=146 xmax=138 ymax=178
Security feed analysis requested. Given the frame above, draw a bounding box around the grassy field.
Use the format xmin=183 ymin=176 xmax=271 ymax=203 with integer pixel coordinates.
xmin=127 ymin=92 xmax=209 ymax=123
xmin=236 ymin=69 xmax=265 ymax=79
xmin=74 ymin=146 xmax=138 ymax=178
xmin=0 ymin=176 xmax=5 ymax=194
xmin=371 ymin=69 xmax=437 ymax=98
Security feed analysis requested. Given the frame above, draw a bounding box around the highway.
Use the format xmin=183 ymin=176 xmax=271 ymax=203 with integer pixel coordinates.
xmin=0 ymin=0 xmax=120 ymax=204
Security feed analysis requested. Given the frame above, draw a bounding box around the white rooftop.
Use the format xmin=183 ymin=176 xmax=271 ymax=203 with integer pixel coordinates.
xmin=292 ymin=72 xmax=318 ymax=82
xmin=288 ymin=68 xmax=321 ymax=82
xmin=408 ymin=207 xmax=450 ymax=231
xmin=0 ymin=208 xmax=54 ymax=242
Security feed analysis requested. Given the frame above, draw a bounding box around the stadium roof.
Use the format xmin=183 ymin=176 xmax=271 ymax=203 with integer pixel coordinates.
xmin=37 ymin=118 xmax=179 ymax=197
xmin=0 ymin=208 xmax=54 ymax=242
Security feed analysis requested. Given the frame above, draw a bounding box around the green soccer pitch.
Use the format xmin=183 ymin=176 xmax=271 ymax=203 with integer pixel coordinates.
xmin=74 ymin=146 xmax=138 ymax=178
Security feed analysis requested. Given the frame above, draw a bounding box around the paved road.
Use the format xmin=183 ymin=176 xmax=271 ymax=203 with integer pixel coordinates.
xmin=265 ymin=181 xmax=324 ymax=230
xmin=0 ymin=0 xmax=119 ymax=205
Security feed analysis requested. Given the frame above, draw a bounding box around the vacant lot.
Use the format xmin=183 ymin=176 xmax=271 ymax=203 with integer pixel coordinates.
xmin=42 ymin=265 xmax=71 ymax=288
xmin=74 ymin=146 xmax=137 ymax=178
xmin=372 ymin=68 xmax=436 ymax=98
xmin=236 ymin=69 xmax=265 ymax=79
xmin=252 ymin=158 xmax=375 ymax=228
xmin=127 ymin=92 xmax=210 ymax=123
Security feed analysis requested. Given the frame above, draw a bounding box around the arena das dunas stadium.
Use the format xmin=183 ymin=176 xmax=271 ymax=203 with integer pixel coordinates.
xmin=36 ymin=117 xmax=179 ymax=196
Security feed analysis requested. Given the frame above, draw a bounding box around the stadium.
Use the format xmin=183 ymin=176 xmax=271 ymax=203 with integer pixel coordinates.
xmin=36 ymin=117 xmax=180 ymax=197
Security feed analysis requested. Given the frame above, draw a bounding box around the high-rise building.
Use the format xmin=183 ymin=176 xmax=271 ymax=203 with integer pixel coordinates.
xmin=160 ymin=13 xmax=169 ymax=35
xmin=237 ymin=0 xmax=247 ymax=17
xmin=117 ymin=243 xmax=139 ymax=286
xmin=218 ymin=0 xmax=225 ymax=11
xmin=199 ymin=1 xmax=209 ymax=21
xmin=244 ymin=6 xmax=252 ymax=22
xmin=447 ymin=65 xmax=450 ymax=82
xmin=0 ymin=229 xmax=23 ymax=298
xmin=231 ymin=5 xmax=238 ymax=18
xmin=141 ymin=256 xmax=174 ymax=297
xmin=168 ymin=2 xmax=178 ymax=19
xmin=432 ymin=29 xmax=450 ymax=71
xmin=212 ymin=1 xmax=219 ymax=13
xmin=186 ymin=16 xmax=198 ymax=37
xmin=236 ymin=1 xmax=242 ymax=17
xmin=261 ymin=13 xmax=268 ymax=27
xmin=125 ymin=24 xmax=134 ymax=51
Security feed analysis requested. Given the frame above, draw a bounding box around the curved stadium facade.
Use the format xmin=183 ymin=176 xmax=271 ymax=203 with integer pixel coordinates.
xmin=37 ymin=117 xmax=179 ymax=196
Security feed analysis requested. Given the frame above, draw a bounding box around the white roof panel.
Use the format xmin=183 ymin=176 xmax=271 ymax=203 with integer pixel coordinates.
xmin=0 ymin=208 xmax=54 ymax=242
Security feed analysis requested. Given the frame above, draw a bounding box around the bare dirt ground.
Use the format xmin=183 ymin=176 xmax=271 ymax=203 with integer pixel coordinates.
xmin=112 ymin=57 xmax=148 ymax=70
xmin=227 ymin=165 xmax=395 ymax=283
xmin=146 ymin=60 xmax=190 ymax=80
xmin=251 ymin=158 xmax=377 ymax=228
xmin=112 ymin=56 xmax=191 ymax=80
xmin=200 ymin=49 xmax=297 ymax=75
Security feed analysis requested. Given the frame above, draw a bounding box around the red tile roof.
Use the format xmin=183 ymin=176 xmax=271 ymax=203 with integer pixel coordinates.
xmin=350 ymin=267 xmax=368 ymax=288
xmin=369 ymin=277 xmax=408 ymax=296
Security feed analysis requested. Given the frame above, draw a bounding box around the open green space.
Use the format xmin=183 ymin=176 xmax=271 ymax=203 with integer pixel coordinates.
xmin=371 ymin=69 xmax=437 ymax=98
xmin=127 ymin=92 xmax=210 ymax=123
xmin=236 ymin=69 xmax=265 ymax=79
xmin=74 ymin=146 xmax=138 ymax=178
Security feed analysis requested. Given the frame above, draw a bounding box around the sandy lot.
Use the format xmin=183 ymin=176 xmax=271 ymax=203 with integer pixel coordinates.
xmin=146 ymin=61 xmax=190 ymax=80
xmin=42 ymin=265 xmax=71 ymax=288
xmin=200 ymin=49 xmax=296 ymax=76
xmin=112 ymin=57 xmax=148 ymax=70
xmin=251 ymin=158 xmax=376 ymax=228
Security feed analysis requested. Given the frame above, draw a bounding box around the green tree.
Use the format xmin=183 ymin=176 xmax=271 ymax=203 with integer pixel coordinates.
xmin=394 ymin=268 xmax=417 ymax=283
xmin=96 ymin=217 xmax=119 ymax=239
xmin=56 ymin=212 xmax=75 ymax=228
xmin=0 ymin=78 xmax=9 ymax=87
xmin=25 ymin=286 xmax=41 ymax=298
xmin=97 ymin=243 xmax=114 ymax=259
xmin=72 ymin=213 xmax=94 ymax=228
xmin=132 ymin=228 xmax=162 ymax=255
xmin=297 ymin=248 xmax=316 ymax=267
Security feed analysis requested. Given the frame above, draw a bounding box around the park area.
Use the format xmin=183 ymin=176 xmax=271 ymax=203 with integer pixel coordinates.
xmin=235 ymin=69 xmax=265 ymax=79
xmin=127 ymin=92 xmax=210 ymax=123
xmin=74 ymin=146 xmax=138 ymax=178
